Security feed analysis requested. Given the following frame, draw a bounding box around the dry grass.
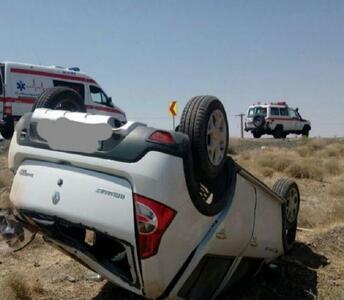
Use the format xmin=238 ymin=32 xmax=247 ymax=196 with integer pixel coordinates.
xmin=234 ymin=138 xmax=344 ymax=229
xmin=323 ymin=158 xmax=342 ymax=176
xmin=236 ymin=138 xmax=344 ymax=183
xmin=329 ymin=181 xmax=344 ymax=198
xmin=256 ymin=152 xmax=292 ymax=172
xmin=285 ymin=160 xmax=324 ymax=181
xmin=0 ymin=273 xmax=34 ymax=300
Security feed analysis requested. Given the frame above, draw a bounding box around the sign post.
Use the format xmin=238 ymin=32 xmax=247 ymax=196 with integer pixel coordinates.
xmin=235 ymin=113 xmax=245 ymax=138
xmin=168 ymin=101 xmax=178 ymax=129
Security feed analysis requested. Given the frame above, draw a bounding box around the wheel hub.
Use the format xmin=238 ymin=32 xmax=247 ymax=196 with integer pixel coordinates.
xmin=286 ymin=187 xmax=299 ymax=223
xmin=206 ymin=109 xmax=227 ymax=166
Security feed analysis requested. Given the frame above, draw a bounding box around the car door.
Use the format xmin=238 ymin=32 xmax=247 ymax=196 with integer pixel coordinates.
xmin=288 ymin=108 xmax=299 ymax=131
xmin=87 ymin=85 xmax=126 ymax=123
xmin=87 ymin=85 xmax=111 ymax=113
xmin=295 ymin=111 xmax=305 ymax=131
xmin=279 ymin=107 xmax=292 ymax=131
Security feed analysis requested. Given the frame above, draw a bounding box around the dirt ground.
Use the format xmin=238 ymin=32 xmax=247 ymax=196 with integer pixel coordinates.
xmin=0 ymin=138 xmax=343 ymax=300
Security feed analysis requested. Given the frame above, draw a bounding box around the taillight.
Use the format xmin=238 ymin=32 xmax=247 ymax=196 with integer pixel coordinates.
xmin=148 ymin=131 xmax=175 ymax=145
xmin=134 ymin=194 xmax=176 ymax=259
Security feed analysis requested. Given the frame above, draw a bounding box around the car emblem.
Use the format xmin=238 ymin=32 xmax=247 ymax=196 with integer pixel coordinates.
xmin=52 ymin=191 xmax=60 ymax=205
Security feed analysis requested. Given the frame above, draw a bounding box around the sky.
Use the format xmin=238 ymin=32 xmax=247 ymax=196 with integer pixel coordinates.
xmin=1 ymin=0 xmax=343 ymax=137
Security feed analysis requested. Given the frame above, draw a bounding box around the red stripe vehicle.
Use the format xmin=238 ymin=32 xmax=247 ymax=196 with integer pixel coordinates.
xmin=244 ymin=101 xmax=311 ymax=139
xmin=0 ymin=62 xmax=126 ymax=139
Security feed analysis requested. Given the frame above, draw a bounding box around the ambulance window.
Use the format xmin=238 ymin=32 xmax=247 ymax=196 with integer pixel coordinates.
xmin=280 ymin=108 xmax=289 ymax=116
xmin=90 ymin=85 xmax=111 ymax=106
xmin=0 ymin=65 xmax=4 ymax=95
xmin=53 ymin=80 xmax=85 ymax=100
xmin=270 ymin=107 xmax=280 ymax=116
xmin=289 ymin=109 xmax=297 ymax=118
xmin=255 ymin=107 xmax=267 ymax=116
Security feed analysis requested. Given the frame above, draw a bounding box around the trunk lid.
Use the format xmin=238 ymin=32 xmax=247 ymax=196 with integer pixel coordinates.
xmin=10 ymin=159 xmax=141 ymax=288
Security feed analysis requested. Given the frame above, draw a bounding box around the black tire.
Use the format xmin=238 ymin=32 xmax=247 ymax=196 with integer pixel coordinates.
xmin=32 ymin=87 xmax=86 ymax=112
xmin=0 ymin=118 xmax=14 ymax=139
xmin=273 ymin=125 xmax=284 ymax=139
xmin=302 ymin=125 xmax=310 ymax=137
xmin=179 ymin=96 xmax=229 ymax=180
xmin=184 ymin=155 xmax=237 ymax=216
xmin=253 ymin=115 xmax=265 ymax=128
xmin=253 ymin=132 xmax=262 ymax=139
xmin=273 ymin=178 xmax=300 ymax=252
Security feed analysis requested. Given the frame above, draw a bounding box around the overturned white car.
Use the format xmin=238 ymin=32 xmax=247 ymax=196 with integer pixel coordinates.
xmin=0 ymin=90 xmax=300 ymax=299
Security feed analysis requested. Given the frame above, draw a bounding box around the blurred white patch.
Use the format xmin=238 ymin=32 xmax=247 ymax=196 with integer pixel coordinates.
xmin=37 ymin=117 xmax=112 ymax=153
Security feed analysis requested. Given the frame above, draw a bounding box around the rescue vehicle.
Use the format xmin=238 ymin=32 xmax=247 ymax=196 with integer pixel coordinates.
xmin=0 ymin=62 xmax=126 ymax=139
xmin=244 ymin=102 xmax=311 ymax=139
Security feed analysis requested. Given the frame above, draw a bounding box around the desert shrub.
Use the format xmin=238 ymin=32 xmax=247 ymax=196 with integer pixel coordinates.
xmin=329 ymin=182 xmax=344 ymax=197
xmin=321 ymin=143 xmax=344 ymax=158
xmin=308 ymin=139 xmax=328 ymax=150
xmin=0 ymin=274 xmax=32 ymax=300
xmin=286 ymin=160 xmax=324 ymax=181
xmin=296 ymin=146 xmax=311 ymax=157
xmin=0 ymin=190 xmax=11 ymax=208
xmin=260 ymin=167 xmax=274 ymax=177
xmin=256 ymin=153 xmax=292 ymax=172
xmin=240 ymin=152 xmax=251 ymax=161
xmin=228 ymin=146 xmax=237 ymax=155
xmin=324 ymin=159 xmax=342 ymax=176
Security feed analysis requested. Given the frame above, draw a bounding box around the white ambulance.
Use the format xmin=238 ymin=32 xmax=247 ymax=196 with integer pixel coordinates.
xmin=0 ymin=62 xmax=126 ymax=139
xmin=244 ymin=102 xmax=311 ymax=139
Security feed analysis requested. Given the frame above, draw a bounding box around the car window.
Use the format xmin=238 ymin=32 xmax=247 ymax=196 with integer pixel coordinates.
xmin=270 ymin=107 xmax=280 ymax=116
xmin=247 ymin=108 xmax=254 ymax=117
xmin=289 ymin=109 xmax=298 ymax=118
xmin=255 ymin=107 xmax=267 ymax=116
xmin=0 ymin=65 xmax=4 ymax=95
xmin=90 ymin=85 xmax=111 ymax=106
xmin=280 ymin=107 xmax=289 ymax=116
xmin=53 ymin=80 xmax=85 ymax=99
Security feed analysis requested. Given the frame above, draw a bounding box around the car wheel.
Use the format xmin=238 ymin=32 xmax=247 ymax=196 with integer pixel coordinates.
xmin=179 ymin=95 xmax=229 ymax=180
xmin=0 ymin=118 xmax=14 ymax=139
xmin=253 ymin=115 xmax=265 ymax=128
xmin=253 ymin=132 xmax=262 ymax=139
xmin=273 ymin=178 xmax=300 ymax=252
xmin=32 ymin=87 xmax=86 ymax=112
xmin=273 ymin=125 xmax=284 ymax=139
xmin=302 ymin=125 xmax=310 ymax=137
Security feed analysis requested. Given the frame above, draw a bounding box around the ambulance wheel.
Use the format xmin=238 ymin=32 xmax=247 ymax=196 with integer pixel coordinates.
xmin=0 ymin=119 xmax=14 ymax=139
xmin=273 ymin=178 xmax=300 ymax=253
xmin=32 ymin=87 xmax=86 ymax=112
xmin=179 ymin=95 xmax=229 ymax=181
xmin=302 ymin=125 xmax=310 ymax=137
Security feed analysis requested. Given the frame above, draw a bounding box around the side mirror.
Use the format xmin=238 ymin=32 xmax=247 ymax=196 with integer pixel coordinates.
xmin=108 ymin=97 xmax=114 ymax=107
xmin=295 ymin=107 xmax=299 ymax=112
